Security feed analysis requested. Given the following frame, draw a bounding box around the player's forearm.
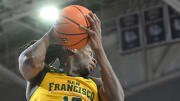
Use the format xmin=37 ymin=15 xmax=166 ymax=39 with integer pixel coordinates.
xmin=19 ymin=32 xmax=51 ymax=69
xmin=95 ymin=48 xmax=124 ymax=101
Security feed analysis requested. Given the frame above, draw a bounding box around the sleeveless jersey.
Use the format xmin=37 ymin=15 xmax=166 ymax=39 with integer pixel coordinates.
xmin=28 ymin=71 xmax=100 ymax=101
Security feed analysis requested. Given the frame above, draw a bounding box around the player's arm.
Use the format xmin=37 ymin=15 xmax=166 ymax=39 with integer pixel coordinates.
xmin=18 ymin=30 xmax=54 ymax=81
xmin=80 ymin=12 xmax=124 ymax=101
xmin=95 ymin=50 xmax=124 ymax=101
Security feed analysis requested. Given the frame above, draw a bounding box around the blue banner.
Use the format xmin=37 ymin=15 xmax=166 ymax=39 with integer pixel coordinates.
xmin=168 ymin=6 xmax=180 ymax=39
xmin=118 ymin=13 xmax=141 ymax=51
xmin=144 ymin=7 xmax=166 ymax=45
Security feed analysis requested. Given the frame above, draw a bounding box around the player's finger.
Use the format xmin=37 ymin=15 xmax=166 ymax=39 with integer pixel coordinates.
xmin=79 ymin=25 xmax=95 ymax=36
xmin=94 ymin=14 xmax=101 ymax=26
xmin=89 ymin=14 xmax=101 ymax=35
xmin=89 ymin=12 xmax=98 ymax=27
xmin=86 ymin=14 xmax=96 ymax=30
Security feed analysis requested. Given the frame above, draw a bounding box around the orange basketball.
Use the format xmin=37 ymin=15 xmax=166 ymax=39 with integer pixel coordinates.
xmin=53 ymin=5 xmax=91 ymax=49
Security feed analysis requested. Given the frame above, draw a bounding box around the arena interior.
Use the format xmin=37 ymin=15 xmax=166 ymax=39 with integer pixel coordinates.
xmin=1 ymin=0 xmax=180 ymax=101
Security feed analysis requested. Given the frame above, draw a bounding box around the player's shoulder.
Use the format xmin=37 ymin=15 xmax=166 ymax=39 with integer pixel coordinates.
xmin=88 ymin=77 xmax=102 ymax=89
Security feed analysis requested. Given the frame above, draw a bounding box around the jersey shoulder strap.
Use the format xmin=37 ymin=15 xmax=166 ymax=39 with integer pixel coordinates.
xmin=87 ymin=76 xmax=101 ymax=89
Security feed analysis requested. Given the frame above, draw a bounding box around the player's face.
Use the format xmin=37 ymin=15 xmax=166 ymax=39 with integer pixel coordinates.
xmin=70 ymin=46 xmax=97 ymax=77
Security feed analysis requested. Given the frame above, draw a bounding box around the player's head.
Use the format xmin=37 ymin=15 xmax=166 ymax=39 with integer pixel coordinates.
xmin=67 ymin=45 xmax=97 ymax=77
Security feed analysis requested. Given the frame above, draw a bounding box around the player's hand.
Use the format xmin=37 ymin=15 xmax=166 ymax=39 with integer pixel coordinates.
xmin=79 ymin=12 xmax=103 ymax=51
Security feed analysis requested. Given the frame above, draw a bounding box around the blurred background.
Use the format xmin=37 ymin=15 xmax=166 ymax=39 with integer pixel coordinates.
xmin=1 ymin=0 xmax=180 ymax=101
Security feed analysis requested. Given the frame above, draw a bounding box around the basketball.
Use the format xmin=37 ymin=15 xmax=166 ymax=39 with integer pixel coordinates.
xmin=53 ymin=5 xmax=91 ymax=49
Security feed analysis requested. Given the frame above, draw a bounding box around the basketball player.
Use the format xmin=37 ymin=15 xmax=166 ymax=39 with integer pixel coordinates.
xmin=18 ymin=12 xmax=124 ymax=101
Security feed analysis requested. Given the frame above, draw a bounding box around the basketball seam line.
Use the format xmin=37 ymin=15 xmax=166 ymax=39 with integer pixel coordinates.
xmin=72 ymin=5 xmax=90 ymax=46
xmin=61 ymin=15 xmax=80 ymax=27
xmin=72 ymin=5 xmax=89 ymax=28
xmin=66 ymin=36 xmax=89 ymax=47
xmin=61 ymin=15 xmax=90 ymax=28
xmin=53 ymin=28 xmax=88 ymax=35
